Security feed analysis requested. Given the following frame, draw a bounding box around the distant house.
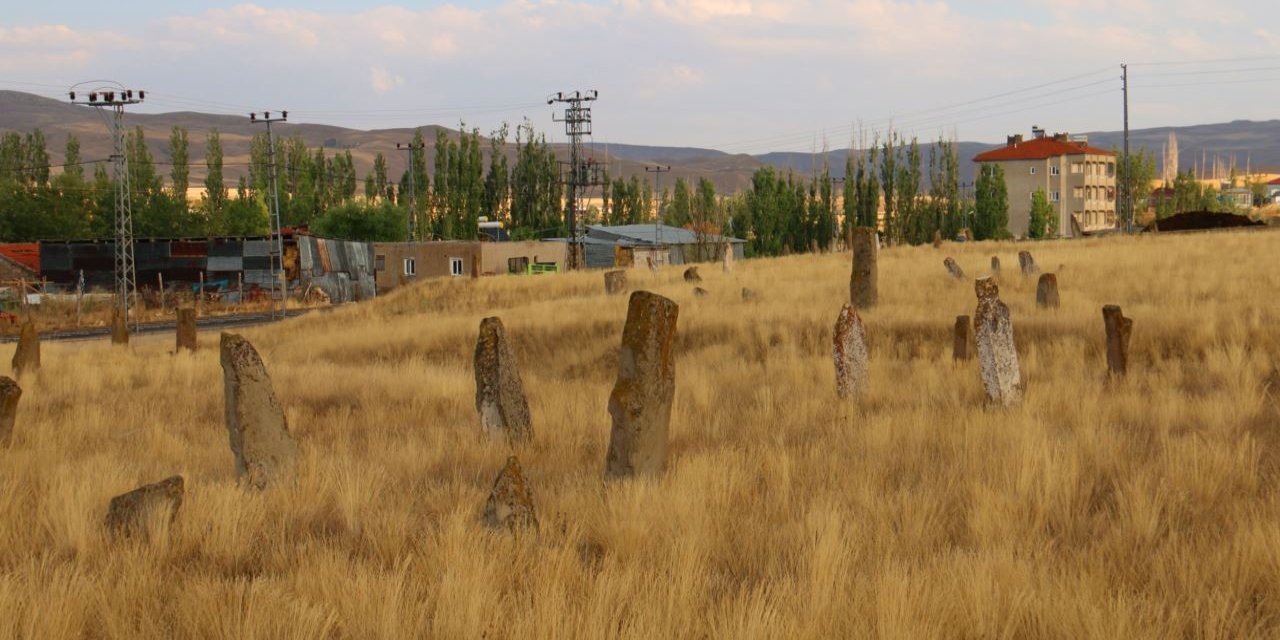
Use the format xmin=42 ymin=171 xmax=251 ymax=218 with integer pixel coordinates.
xmin=575 ymin=224 xmax=747 ymax=269
xmin=371 ymin=240 xmax=567 ymax=293
xmin=973 ymin=128 xmax=1117 ymax=238
xmin=1266 ymin=177 xmax=1280 ymax=201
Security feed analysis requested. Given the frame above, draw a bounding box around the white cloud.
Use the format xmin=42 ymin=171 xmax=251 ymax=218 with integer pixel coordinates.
xmin=370 ymin=67 xmax=405 ymax=94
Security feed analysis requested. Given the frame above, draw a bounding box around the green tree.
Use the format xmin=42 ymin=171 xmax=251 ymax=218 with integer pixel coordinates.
xmin=63 ymin=134 xmax=84 ymax=185
xmin=974 ymin=163 xmax=1009 ymax=240
xmin=168 ymin=126 xmax=189 ymax=200
xmin=1116 ymin=148 xmax=1156 ymax=226
xmin=1028 ymin=188 xmax=1053 ymax=239
xmin=203 ymin=129 xmax=227 ymax=215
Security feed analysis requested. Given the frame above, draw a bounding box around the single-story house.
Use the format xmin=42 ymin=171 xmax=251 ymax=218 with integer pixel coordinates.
xmin=371 ymin=240 xmax=567 ymax=293
xmin=573 ymin=224 xmax=747 ymax=270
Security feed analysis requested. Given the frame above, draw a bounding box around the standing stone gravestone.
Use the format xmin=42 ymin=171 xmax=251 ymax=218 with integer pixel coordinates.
xmin=1036 ymin=273 xmax=1060 ymax=309
xmin=741 ymin=288 xmax=757 ymax=302
xmin=849 ymin=227 xmax=878 ymax=309
xmin=0 ymin=376 xmax=20 ymax=447
xmin=944 ymin=257 xmax=966 ymax=280
xmin=1103 ymin=305 xmax=1133 ymax=377
xmin=176 ymin=307 xmax=198 ymax=352
xmin=722 ymin=241 xmax=734 ymax=273
xmin=483 ymin=456 xmax=538 ymax=531
xmin=11 ymin=320 xmax=39 ymax=376
xmin=832 ymin=304 xmax=870 ymax=399
xmin=932 ymin=229 xmax=943 ymax=248
xmin=1018 ymin=250 xmax=1039 ymax=275
xmin=104 ymin=475 xmax=184 ymax=538
xmin=605 ymin=291 xmax=679 ymax=479
xmin=974 ymin=277 xmax=1023 ymax=407
xmin=474 ymin=317 xmax=533 ymax=444
xmin=683 ymin=266 xmax=702 ymax=283
xmin=220 ymin=333 xmax=298 ymax=489
xmin=604 ymin=270 xmax=628 ymax=295
xmin=953 ymin=315 xmax=973 ymax=362
xmin=991 ymin=256 xmax=1001 ymax=272
xmin=693 ymin=287 xmax=709 ymax=298
xmin=110 ymin=307 xmax=129 ymax=346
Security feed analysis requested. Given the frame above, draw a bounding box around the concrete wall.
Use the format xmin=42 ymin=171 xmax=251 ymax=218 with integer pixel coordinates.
xmin=372 ymin=241 xmax=481 ymax=293
xmin=479 ymin=241 xmax=567 ymax=275
xmin=985 ymin=153 xmax=1116 ymax=238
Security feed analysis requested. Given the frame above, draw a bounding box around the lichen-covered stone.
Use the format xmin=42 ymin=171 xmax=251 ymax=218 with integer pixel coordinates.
xmin=483 ymin=456 xmax=537 ymax=531
xmin=944 ymin=257 xmax=965 ymax=280
xmin=849 ymin=227 xmax=878 ymax=309
xmin=953 ymin=315 xmax=973 ymax=362
xmin=1018 ymin=250 xmax=1039 ymax=275
xmin=11 ymin=320 xmax=39 ymax=376
xmin=683 ymin=266 xmax=702 ymax=283
xmin=1103 ymin=305 xmax=1133 ymax=376
xmin=832 ymin=304 xmax=869 ymax=399
xmin=176 ymin=307 xmax=198 ymax=352
xmin=0 ymin=376 xmax=20 ymax=447
xmin=104 ymin=475 xmax=183 ymax=538
xmin=975 ymin=277 xmax=1023 ymax=407
xmin=604 ymin=270 xmax=627 ymax=295
xmin=220 ymin=333 xmax=297 ymax=489
xmin=474 ymin=317 xmax=533 ymax=444
xmin=605 ymin=291 xmax=679 ymax=479
xmin=1036 ymin=273 xmax=1060 ymax=309
xmin=991 ymin=256 xmax=1001 ymax=272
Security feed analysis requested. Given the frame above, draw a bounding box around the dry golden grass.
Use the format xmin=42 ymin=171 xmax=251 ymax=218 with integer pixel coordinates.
xmin=2 ymin=230 xmax=1280 ymax=639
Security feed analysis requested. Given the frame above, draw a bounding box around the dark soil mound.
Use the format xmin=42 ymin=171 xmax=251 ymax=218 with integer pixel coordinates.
xmin=1147 ymin=211 xmax=1265 ymax=232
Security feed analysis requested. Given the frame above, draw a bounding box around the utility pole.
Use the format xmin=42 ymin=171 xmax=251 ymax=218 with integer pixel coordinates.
xmin=1121 ymin=63 xmax=1131 ymax=233
xmin=396 ymin=141 xmax=425 ymax=242
xmin=548 ymin=90 xmax=604 ymax=269
xmin=250 ymin=111 xmax=287 ymax=318
xmin=69 ymin=83 xmax=143 ymax=326
xmin=644 ymin=164 xmax=671 ymax=250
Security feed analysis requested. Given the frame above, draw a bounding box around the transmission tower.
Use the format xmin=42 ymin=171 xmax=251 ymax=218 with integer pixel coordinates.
xmin=644 ymin=164 xmax=671 ymax=248
xmin=548 ymin=90 xmax=605 ymax=269
xmin=250 ymin=111 xmax=287 ymax=319
xmin=396 ymin=141 xmax=425 ymax=242
xmin=69 ymin=83 xmax=143 ymax=323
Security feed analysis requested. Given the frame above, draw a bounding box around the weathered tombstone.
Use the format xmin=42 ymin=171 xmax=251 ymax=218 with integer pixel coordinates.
xmin=849 ymin=227 xmax=878 ymax=308
xmin=932 ymin=229 xmax=943 ymax=248
xmin=693 ymin=287 xmax=709 ymax=298
xmin=473 ymin=317 xmax=533 ymax=444
xmin=1036 ymin=273 xmax=1060 ymax=309
xmin=604 ymin=291 xmax=679 ymax=479
xmin=176 ymin=307 xmax=198 ymax=352
xmin=110 ymin=307 xmax=129 ymax=346
xmin=1103 ymin=305 xmax=1133 ymax=377
xmin=1018 ymin=250 xmax=1039 ymax=275
xmin=104 ymin=475 xmax=184 ymax=538
xmin=991 ymin=256 xmax=1001 ymax=272
xmin=0 ymin=376 xmax=20 ymax=447
xmin=953 ymin=315 xmax=973 ymax=362
xmin=722 ymin=242 xmax=734 ymax=273
xmin=604 ymin=270 xmax=628 ymax=295
xmin=482 ymin=456 xmax=537 ymax=531
xmin=220 ymin=333 xmax=298 ymax=489
xmin=832 ymin=304 xmax=870 ymax=399
xmin=974 ymin=277 xmax=1023 ymax=407
xmin=11 ymin=320 xmax=39 ymax=376
xmin=944 ymin=257 xmax=965 ymax=280
xmin=741 ymin=288 xmax=757 ymax=302
xmin=683 ymin=266 xmax=702 ymax=283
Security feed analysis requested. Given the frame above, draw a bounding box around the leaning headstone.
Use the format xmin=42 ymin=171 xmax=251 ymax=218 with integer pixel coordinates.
xmin=849 ymin=227 xmax=878 ymax=308
xmin=832 ymin=304 xmax=870 ymax=399
xmin=11 ymin=320 xmax=39 ymax=376
xmin=932 ymin=229 xmax=943 ymax=248
xmin=1018 ymin=250 xmax=1039 ymax=275
xmin=104 ymin=475 xmax=184 ymax=538
xmin=604 ymin=270 xmax=628 ymax=295
xmin=974 ymin=277 xmax=1023 ymax=407
xmin=220 ymin=333 xmax=298 ymax=489
xmin=953 ymin=315 xmax=973 ymax=362
xmin=1103 ymin=305 xmax=1133 ymax=377
xmin=944 ymin=257 xmax=965 ymax=280
xmin=0 ymin=376 xmax=20 ymax=447
xmin=683 ymin=266 xmax=702 ymax=283
xmin=605 ymin=291 xmax=679 ymax=479
xmin=110 ymin=307 xmax=129 ymax=346
xmin=693 ymin=287 xmax=709 ymax=298
xmin=482 ymin=456 xmax=538 ymax=531
xmin=991 ymin=256 xmax=1001 ymax=272
xmin=176 ymin=307 xmax=198 ymax=352
xmin=1036 ymin=273 xmax=1060 ymax=309
xmin=474 ymin=317 xmax=533 ymax=444
xmin=722 ymin=242 xmax=734 ymax=273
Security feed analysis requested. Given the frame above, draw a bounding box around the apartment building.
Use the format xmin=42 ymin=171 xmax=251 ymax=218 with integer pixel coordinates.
xmin=974 ymin=128 xmax=1117 ymax=238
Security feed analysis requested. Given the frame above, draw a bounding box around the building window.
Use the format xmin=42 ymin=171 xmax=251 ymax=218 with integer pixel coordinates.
xmin=449 ymin=257 xmax=464 ymax=276
xmin=375 ymin=255 xmax=386 ymax=271
xmin=1029 ymin=167 xmax=1037 ymax=175
xmin=1073 ymin=187 xmax=1083 ymax=199
xmin=1051 ymin=191 xmax=1060 ymax=202
xmin=403 ymin=257 xmax=416 ymax=276
xmin=508 ymin=257 xmax=529 ymax=274
xmin=1071 ymin=162 xmax=1083 ymax=174
xmin=1050 ymin=165 xmax=1060 ymax=176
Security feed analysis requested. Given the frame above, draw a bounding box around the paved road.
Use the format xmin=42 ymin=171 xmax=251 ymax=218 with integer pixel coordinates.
xmin=0 ymin=308 xmax=327 ymax=343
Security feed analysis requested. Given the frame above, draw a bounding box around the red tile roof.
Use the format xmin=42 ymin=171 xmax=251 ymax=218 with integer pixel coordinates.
xmin=1266 ymin=176 xmax=1280 ymax=185
xmin=0 ymin=243 xmax=39 ymax=273
xmin=974 ymin=137 xmax=1114 ymax=162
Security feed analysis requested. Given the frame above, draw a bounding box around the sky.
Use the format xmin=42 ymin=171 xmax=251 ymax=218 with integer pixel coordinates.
xmin=2 ymin=1 xmax=1279 ymax=153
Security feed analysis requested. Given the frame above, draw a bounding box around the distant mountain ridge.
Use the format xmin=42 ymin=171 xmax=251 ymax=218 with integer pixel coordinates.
xmin=2 ymin=90 xmax=1276 ymax=194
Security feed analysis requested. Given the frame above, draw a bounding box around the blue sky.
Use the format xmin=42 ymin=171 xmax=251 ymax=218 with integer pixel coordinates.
xmin=3 ymin=1 xmax=1278 ymax=152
